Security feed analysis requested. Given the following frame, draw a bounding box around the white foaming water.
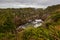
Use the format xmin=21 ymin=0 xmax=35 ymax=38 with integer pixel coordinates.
xmin=17 ymin=19 xmax=43 ymax=30
xmin=32 ymin=19 xmax=43 ymax=28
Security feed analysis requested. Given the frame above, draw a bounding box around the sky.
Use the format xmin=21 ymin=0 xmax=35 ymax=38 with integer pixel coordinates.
xmin=0 ymin=0 xmax=60 ymax=8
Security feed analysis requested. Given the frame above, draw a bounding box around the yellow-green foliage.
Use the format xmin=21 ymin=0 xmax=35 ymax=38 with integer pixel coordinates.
xmin=0 ymin=33 xmax=15 ymax=40
xmin=18 ymin=26 xmax=60 ymax=40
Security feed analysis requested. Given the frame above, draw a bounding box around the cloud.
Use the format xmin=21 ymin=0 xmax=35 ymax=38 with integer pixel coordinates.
xmin=0 ymin=0 xmax=60 ymax=8
xmin=0 ymin=3 xmax=46 ymax=8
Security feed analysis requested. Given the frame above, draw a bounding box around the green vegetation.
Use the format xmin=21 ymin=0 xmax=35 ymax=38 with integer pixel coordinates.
xmin=18 ymin=26 xmax=60 ymax=40
xmin=0 ymin=4 xmax=60 ymax=40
